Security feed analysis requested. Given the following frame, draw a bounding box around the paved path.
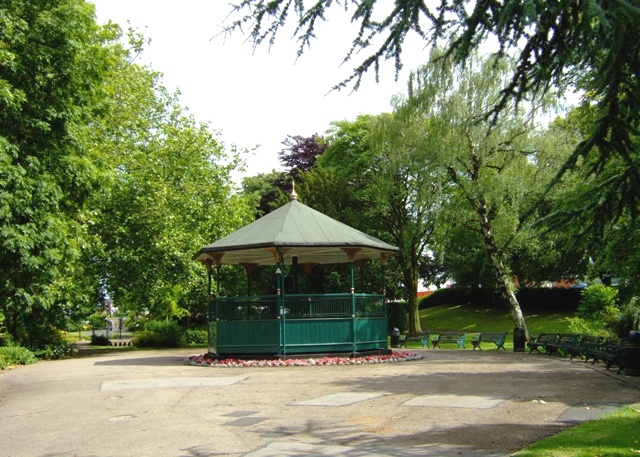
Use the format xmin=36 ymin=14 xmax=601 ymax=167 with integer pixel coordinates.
xmin=1 ymin=349 xmax=638 ymax=457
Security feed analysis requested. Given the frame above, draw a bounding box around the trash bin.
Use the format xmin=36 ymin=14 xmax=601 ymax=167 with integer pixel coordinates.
xmin=390 ymin=328 xmax=400 ymax=348
xmin=513 ymin=327 xmax=525 ymax=352
xmin=624 ymin=331 xmax=640 ymax=377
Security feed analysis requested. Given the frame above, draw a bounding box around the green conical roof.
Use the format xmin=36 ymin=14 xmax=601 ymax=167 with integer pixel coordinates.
xmin=194 ymin=198 xmax=398 ymax=266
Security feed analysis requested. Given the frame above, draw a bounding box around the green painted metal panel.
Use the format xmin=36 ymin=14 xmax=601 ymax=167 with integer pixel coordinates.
xmin=354 ymin=317 xmax=388 ymax=351
xmin=217 ymin=320 xmax=279 ymax=355
xmin=211 ymin=294 xmax=388 ymax=355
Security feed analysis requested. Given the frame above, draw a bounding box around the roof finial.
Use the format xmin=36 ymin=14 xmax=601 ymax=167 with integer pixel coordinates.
xmin=290 ymin=180 xmax=298 ymax=201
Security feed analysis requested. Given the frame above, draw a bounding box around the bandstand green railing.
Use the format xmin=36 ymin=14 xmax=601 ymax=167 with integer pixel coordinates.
xmin=194 ymin=186 xmax=398 ymax=357
xmin=208 ymin=293 xmax=387 ymax=355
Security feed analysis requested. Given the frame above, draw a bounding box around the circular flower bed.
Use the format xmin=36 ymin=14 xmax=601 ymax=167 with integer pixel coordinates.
xmin=186 ymin=351 xmax=422 ymax=367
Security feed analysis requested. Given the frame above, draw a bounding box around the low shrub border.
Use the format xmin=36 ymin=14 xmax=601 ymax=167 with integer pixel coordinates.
xmin=0 ymin=346 xmax=38 ymax=370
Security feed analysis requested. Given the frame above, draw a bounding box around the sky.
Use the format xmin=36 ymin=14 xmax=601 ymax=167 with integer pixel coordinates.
xmin=91 ymin=1 xmax=427 ymax=179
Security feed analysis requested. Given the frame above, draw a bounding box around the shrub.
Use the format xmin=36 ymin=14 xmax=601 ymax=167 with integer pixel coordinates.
xmin=387 ymin=301 xmax=409 ymax=333
xmin=22 ymin=328 xmax=78 ymax=360
xmin=133 ymin=320 xmax=185 ymax=348
xmin=90 ymin=334 xmax=111 ymax=346
xmin=0 ymin=331 xmax=12 ymax=347
xmin=0 ymin=346 xmax=38 ymax=370
xmin=607 ymin=297 xmax=640 ymax=338
xmin=568 ymin=316 xmax=616 ymax=338
xmin=185 ymin=329 xmax=208 ymax=345
xmin=418 ymin=287 xmax=582 ymax=311
xmin=578 ymin=284 xmax=619 ymax=319
xmin=419 ymin=288 xmax=470 ymax=309
xmin=32 ymin=340 xmax=77 ymax=360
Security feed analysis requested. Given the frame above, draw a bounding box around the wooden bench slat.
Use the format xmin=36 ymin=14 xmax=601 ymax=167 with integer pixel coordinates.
xmin=398 ymin=332 xmax=431 ymax=348
xmin=544 ymin=334 xmax=581 ymax=356
xmin=432 ymin=331 xmax=467 ymax=349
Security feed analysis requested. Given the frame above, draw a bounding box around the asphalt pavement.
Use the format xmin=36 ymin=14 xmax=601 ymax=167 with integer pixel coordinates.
xmin=1 ymin=348 xmax=639 ymax=457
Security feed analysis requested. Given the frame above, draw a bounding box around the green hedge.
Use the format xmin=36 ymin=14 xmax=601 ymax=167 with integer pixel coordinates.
xmin=185 ymin=329 xmax=208 ymax=345
xmin=419 ymin=287 xmax=582 ymax=311
xmin=133 ymin=320 xmax=186 ymax=348
xmin=387 ymin=301 xmax=409 ymax=333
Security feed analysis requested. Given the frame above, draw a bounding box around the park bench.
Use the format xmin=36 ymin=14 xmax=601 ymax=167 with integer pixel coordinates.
xmin=544 ymin=333 xmax=581 ymax=356
xmin=432 ymin=331 xmax=467 ymax=349
xmin=564 ymin=335 xmax=603 ymax=360
xmin=598 ymin=343 xmax=626 ymax=373
xmin=527 ymin=332 xmax=558 ymax=354
xmin=583 ymin=338 xmax=624 ymax=365
xmin=471 ymin=331 xmax=508 ymax=350
xmin=398 ymin=332 xmax=431 ymax=348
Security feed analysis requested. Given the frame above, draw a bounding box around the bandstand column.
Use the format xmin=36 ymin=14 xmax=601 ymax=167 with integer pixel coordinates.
xmin=342 ymin=248 xmax=362 ymax=354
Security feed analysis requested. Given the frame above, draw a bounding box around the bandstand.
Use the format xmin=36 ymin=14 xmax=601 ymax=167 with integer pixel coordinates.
xmin=194 ymin=189 xmax=398 ymax=357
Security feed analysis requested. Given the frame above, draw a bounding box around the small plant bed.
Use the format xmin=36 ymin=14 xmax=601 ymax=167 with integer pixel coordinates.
xmin=186 ymin=351 xmax=422 ymax=367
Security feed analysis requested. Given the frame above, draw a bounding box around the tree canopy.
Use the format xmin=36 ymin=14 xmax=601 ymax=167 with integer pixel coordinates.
xmin=0 ymin=1 xmax=252 ymax=347
xmin=226 ymin=0 xmax=640 ymax=220
xmin=0 ymin=0 xmax=112 ymax=345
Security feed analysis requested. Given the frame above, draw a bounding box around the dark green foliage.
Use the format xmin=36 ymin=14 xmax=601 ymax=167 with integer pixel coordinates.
xmin=133 ymin=320 xmax=186 ymax=348
xmin=516 ymin=288 xmax=581 ymax=311
xmin=0 ymin=346 xmax=38 ymax=370
xmin=419 ymin=289 xmax=470 ymax=309
xmin=0 ymin=0 xmax=112 ymax=346
xmin=420 ymin=287 xmax=582 ymax=311
xmin=185 ymin=329 xmax=208 ymax=345
xmin=386 ymin=301 xmax=409 ymax=333
xmin=90 ymin=334 xmax=111 ymax=346
xmin=228 ymin=2 xmax=640 ymax=206
xmin=31 ymin=340 xmax=76 ymax=360
xmin=608 ymin=299 xmax=640 ymax=338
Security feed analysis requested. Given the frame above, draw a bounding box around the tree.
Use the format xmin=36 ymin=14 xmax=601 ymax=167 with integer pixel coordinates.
xmin=0 ymin=0 xmax=115 ymax=345
xmin=225 ymin=0 xmax=640 ymax=225
xmin=278 ymin=134 xmax=328 ymax=178
xmin=242 ymin=170 xmax=289 ymax=218
xmin=395 ymin=51 xmax=576 ymax=337
xmin=85 ymin=44 xmax=253 ymax=324
xmin=319 ymin=113 xmax=445 ymax=334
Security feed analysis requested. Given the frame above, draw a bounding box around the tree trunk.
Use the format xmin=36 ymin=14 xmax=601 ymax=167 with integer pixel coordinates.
xmin=477 ymin=203 xmax=530 ymax=340
xmin=402 ymin=264 xmax=422 ymax=334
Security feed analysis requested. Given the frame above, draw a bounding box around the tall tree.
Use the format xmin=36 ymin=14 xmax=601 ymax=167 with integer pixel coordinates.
xmin=0 ymin=0 xmax=115 ymax=344
xmin=85 ymin=37 xmax=252 ymax=323
xmin=400 ymin=51 xmax=576 ymax=336
xmin=225 ymin=0 xmax=640 ymax=225
xmin=320 ymin=114 xmax=445 ymax=333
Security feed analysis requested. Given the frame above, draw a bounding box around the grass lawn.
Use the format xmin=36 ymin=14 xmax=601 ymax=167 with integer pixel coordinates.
xmin=514 ymin=406 xmax=640 ymax=456
xmin=395 ymin=303 xmax=575 ymax=349
xmin=419 ymin=303 xmax=573 ymax=334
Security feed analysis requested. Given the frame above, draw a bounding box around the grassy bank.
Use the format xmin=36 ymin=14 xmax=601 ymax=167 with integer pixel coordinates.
xmin=393 ymin=303 xmax=575 ymax=349
xmin=418 ymin=303 xmax=573 ymax=335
